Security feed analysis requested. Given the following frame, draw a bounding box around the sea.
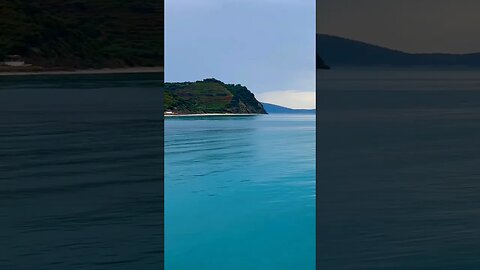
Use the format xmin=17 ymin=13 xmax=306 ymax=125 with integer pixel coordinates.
xmin=165 ymin=114 xmax=316 ymax=270
xmin=3 ymin=69 xmax=477 ymax=270
xmin=317 ymin=68 xmax=480 ymax=269
xmin=0 ymin=73 xmax=164 ymax=270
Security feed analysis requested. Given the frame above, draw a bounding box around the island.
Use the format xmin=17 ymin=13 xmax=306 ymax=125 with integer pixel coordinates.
xmin=164 ymin=79 xmax=267 ymax=115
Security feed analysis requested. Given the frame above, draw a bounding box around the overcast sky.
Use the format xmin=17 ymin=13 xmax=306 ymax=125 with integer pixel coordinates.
xmin=166 ymin=0 xmax=316 ymax=109
xmin=318 ymin=0 xmax=480 ymax=54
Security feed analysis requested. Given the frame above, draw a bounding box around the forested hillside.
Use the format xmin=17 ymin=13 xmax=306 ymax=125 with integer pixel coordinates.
xmin=0 ymin=0 xmax=163 ymax=69
xmin=164 ymin=79 xmax=267 ymax=114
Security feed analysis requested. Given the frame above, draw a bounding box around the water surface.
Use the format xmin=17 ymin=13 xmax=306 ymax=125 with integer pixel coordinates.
xmin=165 ymin=114 xmax=315 ymax=270
xmin=317 ymin=68 xmax=480 ymax=269
xmin=0 ymin=74 xmax=163 ymax=269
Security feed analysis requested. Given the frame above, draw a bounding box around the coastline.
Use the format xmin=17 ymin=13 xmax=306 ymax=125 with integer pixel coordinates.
xmin=164 ymin=113 xmax=265 ymax=117
xmin=0 ymin=66 xmax=164 ymax=76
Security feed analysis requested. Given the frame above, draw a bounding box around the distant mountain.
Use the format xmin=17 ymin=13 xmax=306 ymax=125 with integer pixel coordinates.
xmin=0 ymin=1 xmax=163 ymax=70
xmin=262 ymin=103 xmax=315 ymax=114
xmin=164 ymin=79 xmax=267 ymax=115
xmin=317 ymin=34 xmax=480 ymax=67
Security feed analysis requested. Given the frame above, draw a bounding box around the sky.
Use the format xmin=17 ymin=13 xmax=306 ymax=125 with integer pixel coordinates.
xmin=318 ymin=0 xmax=480 ymax=54
xmin=166 ymin=0 xmax=316 ymax=109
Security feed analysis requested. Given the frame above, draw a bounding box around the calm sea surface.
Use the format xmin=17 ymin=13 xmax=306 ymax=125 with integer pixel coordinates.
xmin=0 ymin=74 xmax=163 ymax=270
xmin=165 ymin=114 xmax=316 ymax=270
xmin=5 ymin=69 xmax=477 ymax=269
xmin=317 ymin=69 xmax=480 ymax=269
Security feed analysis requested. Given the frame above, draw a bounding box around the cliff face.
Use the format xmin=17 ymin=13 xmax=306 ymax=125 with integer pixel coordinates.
xmin=164 ymin=79 xmax=267 ymax=114
xmin=0 ymin=0 xmax=163 ymax=69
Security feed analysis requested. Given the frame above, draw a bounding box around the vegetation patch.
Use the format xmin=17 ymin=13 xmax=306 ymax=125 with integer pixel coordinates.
xmin=164 ymin=79 xmax=267 ymax=114
xmin=0 ymin=0 xmax=163 ymax=69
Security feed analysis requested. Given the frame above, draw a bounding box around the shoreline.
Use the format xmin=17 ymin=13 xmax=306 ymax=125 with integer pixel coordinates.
xmin=164 ymin=113 xmax=265 ymax=117
xmin=0 ymin=66 xmax=164 ymax=76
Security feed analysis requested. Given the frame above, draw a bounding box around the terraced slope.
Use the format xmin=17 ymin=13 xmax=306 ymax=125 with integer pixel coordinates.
xmin=164 ymin=79 xmax=267 ymax=114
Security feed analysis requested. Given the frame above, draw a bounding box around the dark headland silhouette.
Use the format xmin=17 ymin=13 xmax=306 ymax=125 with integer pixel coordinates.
xmin=317 ymin=55 xmax=330 ymax=69
xmin=317 ymin=34 xmax=480 ymax=68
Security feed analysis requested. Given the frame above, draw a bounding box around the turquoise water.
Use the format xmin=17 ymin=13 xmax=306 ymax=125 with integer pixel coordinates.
xmin=165 ymin=114 xmax=315 ymax=270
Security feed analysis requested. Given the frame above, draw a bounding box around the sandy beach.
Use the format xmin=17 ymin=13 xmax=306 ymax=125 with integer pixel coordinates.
xmin=0 ymin=66 xmax=164 ymax=76
xmin=164 ymin=113 xmax=264 ymax=117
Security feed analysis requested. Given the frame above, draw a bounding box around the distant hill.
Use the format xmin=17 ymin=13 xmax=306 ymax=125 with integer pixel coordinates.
xmin=164 ymin=79 xmax=267 ymax=115
xmin=0 ymin=0 xmax=163 ymax=70
xmin=262 ymin=103 xmax=315 ymax=114
xmin=317 ymin=34 xmax=480 ymax=67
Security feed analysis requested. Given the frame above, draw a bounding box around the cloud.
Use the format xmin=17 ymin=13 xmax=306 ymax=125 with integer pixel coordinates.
xmin=166 ymin=0 xmax=315 ymax=99
xmin=167 ymin=0 xmax=314 ymax=14
xmin=171 ymin=0 xmax=310 ymax=5
xmin=256 ymin=90 xmax=316 ymax=109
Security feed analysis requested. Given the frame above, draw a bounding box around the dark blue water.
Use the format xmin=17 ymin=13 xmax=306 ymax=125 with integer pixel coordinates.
xmin=165 ymin=115 xmax=315 ymax=270
xmin=0 ymin=74 xmax=164 ymax=270
xmin=317 ymin=69 xmax=480 ymax=269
